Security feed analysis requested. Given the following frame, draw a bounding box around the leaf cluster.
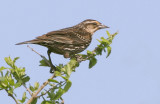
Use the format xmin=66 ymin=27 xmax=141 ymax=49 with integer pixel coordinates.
xmin=0 ymin=57 xmax=30 ymax=103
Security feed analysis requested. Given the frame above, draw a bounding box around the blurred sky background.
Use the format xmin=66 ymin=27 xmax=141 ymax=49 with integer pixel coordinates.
xmin=0 ymin=0 xmax=160 ymax=104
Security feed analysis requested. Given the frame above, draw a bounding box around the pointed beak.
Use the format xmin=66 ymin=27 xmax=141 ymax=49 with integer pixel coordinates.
xmin=98 ymin=24 xmax=109 ymax=29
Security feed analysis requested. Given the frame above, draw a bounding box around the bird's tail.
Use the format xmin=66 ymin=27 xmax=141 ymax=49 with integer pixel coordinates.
xmin=15 ymin=39 xmax=40 ymax=45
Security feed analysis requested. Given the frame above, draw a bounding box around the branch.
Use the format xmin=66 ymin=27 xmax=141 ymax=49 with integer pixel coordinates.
xmin=5 ymin=90 xmax=18 ymax=104
xmin=37 ymin=81 xmax=65 ymax=98
xmin=36 ymin=88 xmax=53 ymax=98
xmin=23 ymin=84 xmax=32 ymax=96
xmin=26 ymin=73 xmax=56 ymax=104
xmin=27 ymin=45 xmax=50 ymax=66
xmin=27 ymin=45 xmax=42 ymax=56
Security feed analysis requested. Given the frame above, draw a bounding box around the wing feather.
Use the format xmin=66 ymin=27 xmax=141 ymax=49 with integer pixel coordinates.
xmin=36 ymin=29 xmax=85 ymax=44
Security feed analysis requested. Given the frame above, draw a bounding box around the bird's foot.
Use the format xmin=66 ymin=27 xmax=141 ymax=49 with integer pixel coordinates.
xmin=50 ymin=65 xmax=57 ymax=73
xmin=71 ymin=54 xmax=84 ymax=62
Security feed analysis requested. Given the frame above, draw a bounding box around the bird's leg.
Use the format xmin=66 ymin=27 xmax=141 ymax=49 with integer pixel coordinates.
xmin=47 ymin=50 xmax=56 ymax=73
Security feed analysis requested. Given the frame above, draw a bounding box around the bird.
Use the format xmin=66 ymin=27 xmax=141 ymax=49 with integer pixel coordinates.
xmin=16 ymin=19 xmax=109 ymax=73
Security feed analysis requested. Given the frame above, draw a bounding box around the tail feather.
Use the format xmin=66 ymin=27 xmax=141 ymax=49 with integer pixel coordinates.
xmin=15 ymin=39 xmax=40 ymax=45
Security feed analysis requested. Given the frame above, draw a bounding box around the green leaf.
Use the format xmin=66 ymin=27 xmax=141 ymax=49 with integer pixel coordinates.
xmin=61 ymin=75 xmax=68 ymax=80
xmin=4 ymin=57 xmax=12 ymax=66
xmin=97 ymin=39 xmax=102 ymax=43
xmin=4 ymin=57 xmax=15 ymax=68
xmin=101 ymin=37 xmax=110 ymax=45
xmin=22 ymin=76 xmax=30 ymax=83
xmin=14 ymin=81 xmax=22 ymax=88
xmin=0 ymin=71 xmax=3 ymax=77
xmin=89 ymin=57 xmax=97 ymax=68
xmin=95 ymin=46 xmax=103 ymax=55
xmin=106 ymin=46 xmax=111 ymax=58
xmin=64 ymin=59 xmax=79 ymax=75
xmin=65 ymin=64 xmax=72 ymax=76
xmin=1 ymin=82 xmax=8 ymax=88
xmin=34 ymin=82 xmax=39 ymax=90
xmin=48 ymin=89 xmax=56 ymax=100
xmin=56 ymin=64 xmax=64 ymax=71
xmin=41 ymin=91 xmax=45 ymax=95
xmin=0 ymin=66 xmax=7 ymax=71
xmin=13 ymin=57 xmax=19 ymax=63
xmin=106 ymin=31 xmax=111 ymax=37
xmin=87 ymin=50 xmax=93 ymax=55
xmin=48 ymin=79 xmax=59 ymax=83
xmin=8 ymin=79 xmax=14 ymax=86
xmin=18 ymin=92 xmax=26 ymax=103
xmin=41 ymin=101 xmax=53 ymax=104
xmin=8 ymin=88 xmax=14 ymax=94
xmin=46 ymin=89 xmax=56 ymax=101
xmin=0 ymin=77 xmax=8 ymax=88
xmin=111 ymin=31 xmax=118 ymax=39
xmin=54 ymin=71 xmax=61 ymax=77
xmin=63 ymin=59 xmax=77 ymax=76
xmin=29 ymin=85 xmax=35 ymax=92
xmin=0 ymin=77 xmax=5 ymax=81
xmin=39 ymin=59 xmax=50 ymax=67
xmin=53 ymin=88 xmax=64 ymax=100
xmin=22 ymin=92 xmax=26 ymax=102
xmin=63 ymin=80 xmax=72 ymax=93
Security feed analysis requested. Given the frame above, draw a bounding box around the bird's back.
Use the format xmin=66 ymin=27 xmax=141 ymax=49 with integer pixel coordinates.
xmin=16 ymin=26 xmax=92 ymax=55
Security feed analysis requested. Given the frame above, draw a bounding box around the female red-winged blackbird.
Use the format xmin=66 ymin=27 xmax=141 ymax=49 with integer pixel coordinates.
xmin=16 ymin=19 xmax=109 ymax=73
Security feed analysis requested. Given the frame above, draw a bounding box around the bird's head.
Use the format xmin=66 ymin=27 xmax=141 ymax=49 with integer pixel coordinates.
xmin=78 ymin=19 xmax=109 ymax=34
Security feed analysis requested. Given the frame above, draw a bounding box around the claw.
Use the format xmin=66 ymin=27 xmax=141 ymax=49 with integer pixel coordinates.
xmin=50 ymin=65 xmax=56 ymax=73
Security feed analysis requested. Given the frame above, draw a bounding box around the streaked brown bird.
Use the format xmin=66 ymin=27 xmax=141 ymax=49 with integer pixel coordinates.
xmin=16 ymin=19 xmax=109 ymax=73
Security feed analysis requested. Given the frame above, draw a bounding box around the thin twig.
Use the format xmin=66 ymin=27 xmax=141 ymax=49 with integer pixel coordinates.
xmin=37 ymin=81 xmax=65 ymax=98
xmin=36 ymin=88 xmax=53 ymax=98
xmin=26 ymin=73 xmax=56 ymax=104
xmin=23 ymin=84 xmax=32 ymax=96
xmin=27 ymin=45 xmax=41 ymax=56
xmin=27 ymin=45 xmax=50 ymax=65
xmin=5 ymin=90 xmax=18 ymax=104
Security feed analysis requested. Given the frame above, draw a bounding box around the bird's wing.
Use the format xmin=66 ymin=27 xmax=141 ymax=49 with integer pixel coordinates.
xmin=37 ymin=29 xmax=85 ymax=45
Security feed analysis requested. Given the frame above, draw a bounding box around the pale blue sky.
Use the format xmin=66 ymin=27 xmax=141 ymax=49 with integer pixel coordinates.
xmin=0 ymin=0 xmax=160 ymax=104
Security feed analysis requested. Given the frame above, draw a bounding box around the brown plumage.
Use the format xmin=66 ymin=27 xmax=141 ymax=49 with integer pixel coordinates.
xmin=16 ymin=19 xmax=109 ymax=73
